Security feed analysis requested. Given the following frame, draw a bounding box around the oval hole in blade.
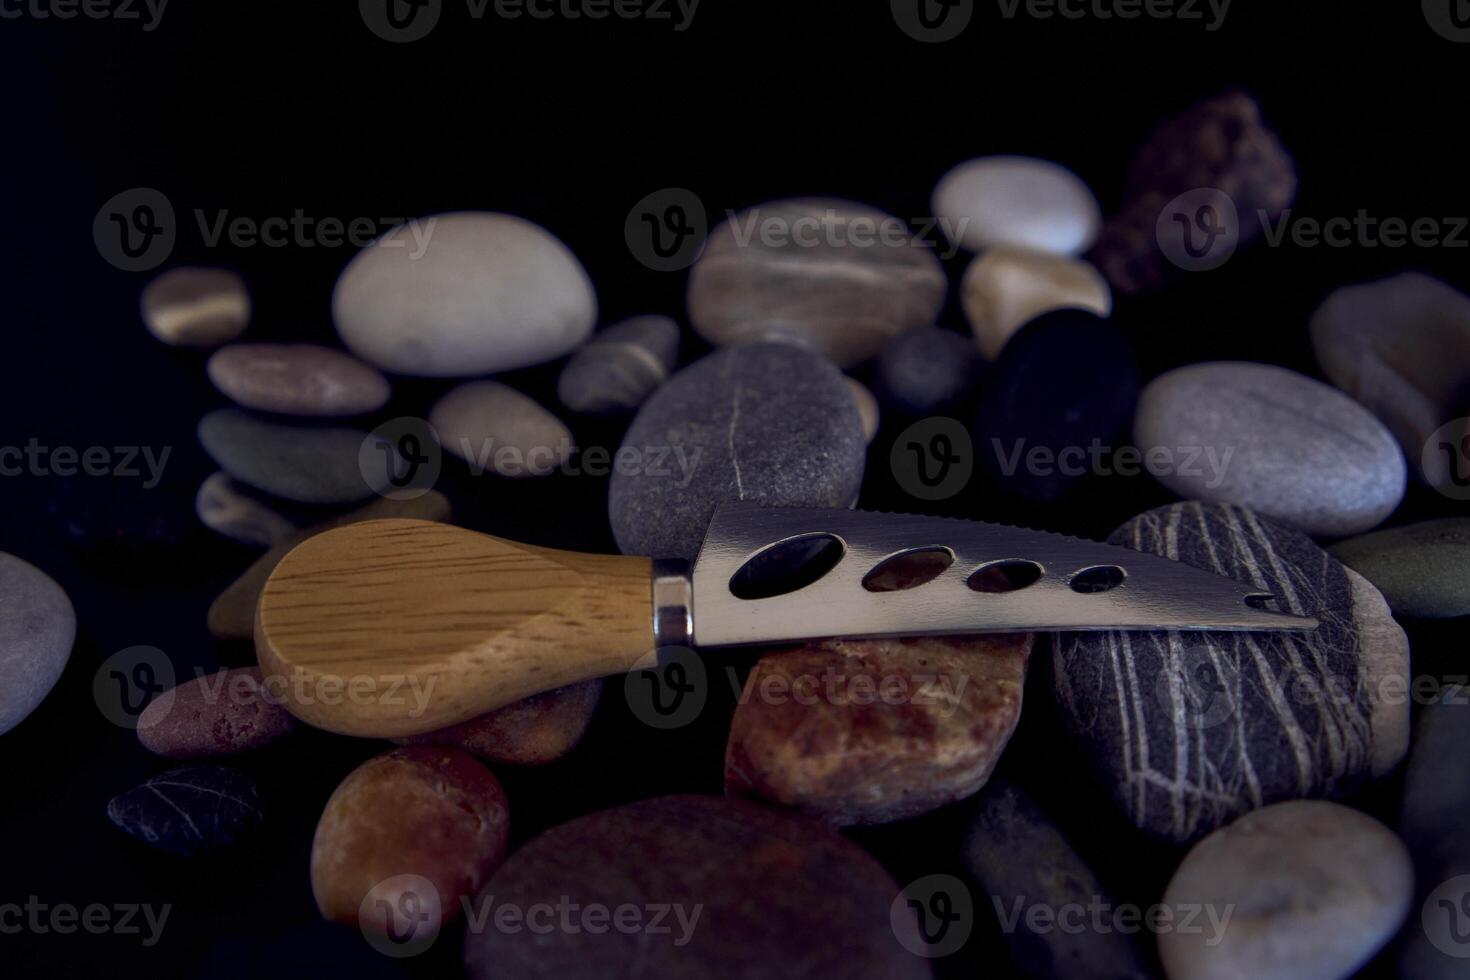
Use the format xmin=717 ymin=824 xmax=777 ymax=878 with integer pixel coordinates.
xmin=862 ymin=547 xmax=954 ymax=593
xmin=1069 ymin=565 xmax=1126 ymax=594
xmin=967 ymin=559 xmax=1043 ymax=594
xmin=729 ymin=532 xmax=846 ymax=601
xmin=1244 ymin=593 xmax=1286 ymax=613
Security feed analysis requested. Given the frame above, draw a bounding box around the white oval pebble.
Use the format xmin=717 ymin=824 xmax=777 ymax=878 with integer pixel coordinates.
xmin=933 ymin=156 xmax=1102 ymax=256
xmin=960 ymin=247 xmax=1112 ymax=359
xmin=333 ymin=212 xmax=596 ymax=377
xmin=430 ymin=382 xmax=574 ymax=478
xmin=1159 ymin=800 xmax=1412 ymax=980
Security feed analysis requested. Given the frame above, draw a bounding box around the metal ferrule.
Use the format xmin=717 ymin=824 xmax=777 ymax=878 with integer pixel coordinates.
xmin=651 ymin=558 xmax=693 ymax=648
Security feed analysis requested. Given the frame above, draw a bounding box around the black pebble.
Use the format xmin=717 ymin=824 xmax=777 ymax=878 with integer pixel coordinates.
xmin=106 ymin=764 xmax=264 ymax=857
xmin=973 ymin=309 xmax=1138 ymax=501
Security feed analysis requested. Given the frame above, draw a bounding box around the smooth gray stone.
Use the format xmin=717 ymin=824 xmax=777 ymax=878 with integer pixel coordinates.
xmin=1331 ymin=518 xmax=1470 ymax=619
xmin=198 ymin=409 xmax=384 ymax=505
xmin=333 ymin=212 xmax=596 ymax=377
xmin=1398 ymin=692 xmax=1470 ymax=979
xmin=207 ymin=343 xmax=390 ymax=417
xmin=557 ymin=315 xmax=679 ymax=416
xmin=687 ymin=199 xmax=947 ymax=368
xmin=965 ymin=781 xmax=1154 ymax=980
xmin=1134 ymin=361 xmax=1406 ymax=537
xmin=1311 ymin=272 xmax=1470 ymax=487
xmin=0 ymin=554 xmax=76 ymax=735
xmin=874 ymin=325 xmax=984 ymax=416
xmin=1160 ymin=801 xmax=1412 ymax=980
xmin=1053 ymin=501 xmax=1408 ymax=844
xmin=141 ymin=267 xmax=250 ymax=348
xmin=609 ymin=342 xmax=866 ymax=561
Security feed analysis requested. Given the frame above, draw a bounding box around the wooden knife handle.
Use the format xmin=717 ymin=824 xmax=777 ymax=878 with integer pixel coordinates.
xmin=254 ymin=519 xmax=654 ymax=737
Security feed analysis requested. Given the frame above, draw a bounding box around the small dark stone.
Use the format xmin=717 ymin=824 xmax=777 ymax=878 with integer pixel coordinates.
xmin=964 ymin=780 xmax=1153 ymax=980
xmin=609 ymin=342 xmax=866 ymax=560
xmin=1398 ymin=691 xmax=1470 ymax=978
xmin=874 ymin=325 xmax=984 ymax=416
xmin=106 ymin=764 xmax=264 ymax=857
xmin=558 ymin=314 xmax=679 ymax=416
xmin=46 ymin=474 xmax=209 ymax=578
xmin=973 ymin=309 xmax=1138 ymax=501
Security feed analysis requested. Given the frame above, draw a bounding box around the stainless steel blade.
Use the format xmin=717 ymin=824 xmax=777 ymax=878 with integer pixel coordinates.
xmin=688 ymin=502 xmax=1318 ymax=648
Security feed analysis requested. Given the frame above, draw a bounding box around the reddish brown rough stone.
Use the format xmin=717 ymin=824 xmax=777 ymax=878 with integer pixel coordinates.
xmin=312 ymin=747 xmax=509 ymax=938
xmin=1092 ymin=91 xmax=1297 ymax=294
xmin=463 ymin=795 xmax=930 ymax=980
xmin=137 ymin=666 xmax=296 ymax=758
xmin=725 ymin=634 xmax=1031 ymax=826
xmin=392 ymin=679 xmax=602 ymax=765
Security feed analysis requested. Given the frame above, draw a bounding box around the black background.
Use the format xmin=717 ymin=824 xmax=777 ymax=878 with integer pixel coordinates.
xmin=1 ymin=2 xmax=1466 ymax=976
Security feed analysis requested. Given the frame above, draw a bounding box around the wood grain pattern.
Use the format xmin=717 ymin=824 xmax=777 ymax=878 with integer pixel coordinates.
xmin=255 ymin=519 xmax=653 ymax=737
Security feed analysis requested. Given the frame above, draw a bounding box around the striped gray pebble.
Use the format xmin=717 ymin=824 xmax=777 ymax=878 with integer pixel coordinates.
xmin=1052 ymin=501 xmax=1408 ymax=844
xmin=557 ymin=315 xmax=679 ymax=416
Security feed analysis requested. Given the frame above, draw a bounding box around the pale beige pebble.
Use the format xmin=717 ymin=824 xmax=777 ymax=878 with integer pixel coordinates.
xmin=332 ymin=211 xmax=596 ymax=377
xmin=312 ymin=747 xmax=509 ymax=939
xmin=1345 ymin=567 xmax=1410 ymax=778
xmin=393 ymin=680 xmax=602 ymax=765
xmin=430 ymin=381 xmax=574 ymax=478
xmin=1159 ymin=800 xmax=1413 ymax=980
xmin=961 ymin=247 xmax=1112 ymax=359
xmin=195 ymin=472 xmax=298 ymax=548
xmin=141 ymin=267 xmax=250 ymax=347
xmin=845 ymin=377 xmax=880 ymax=444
